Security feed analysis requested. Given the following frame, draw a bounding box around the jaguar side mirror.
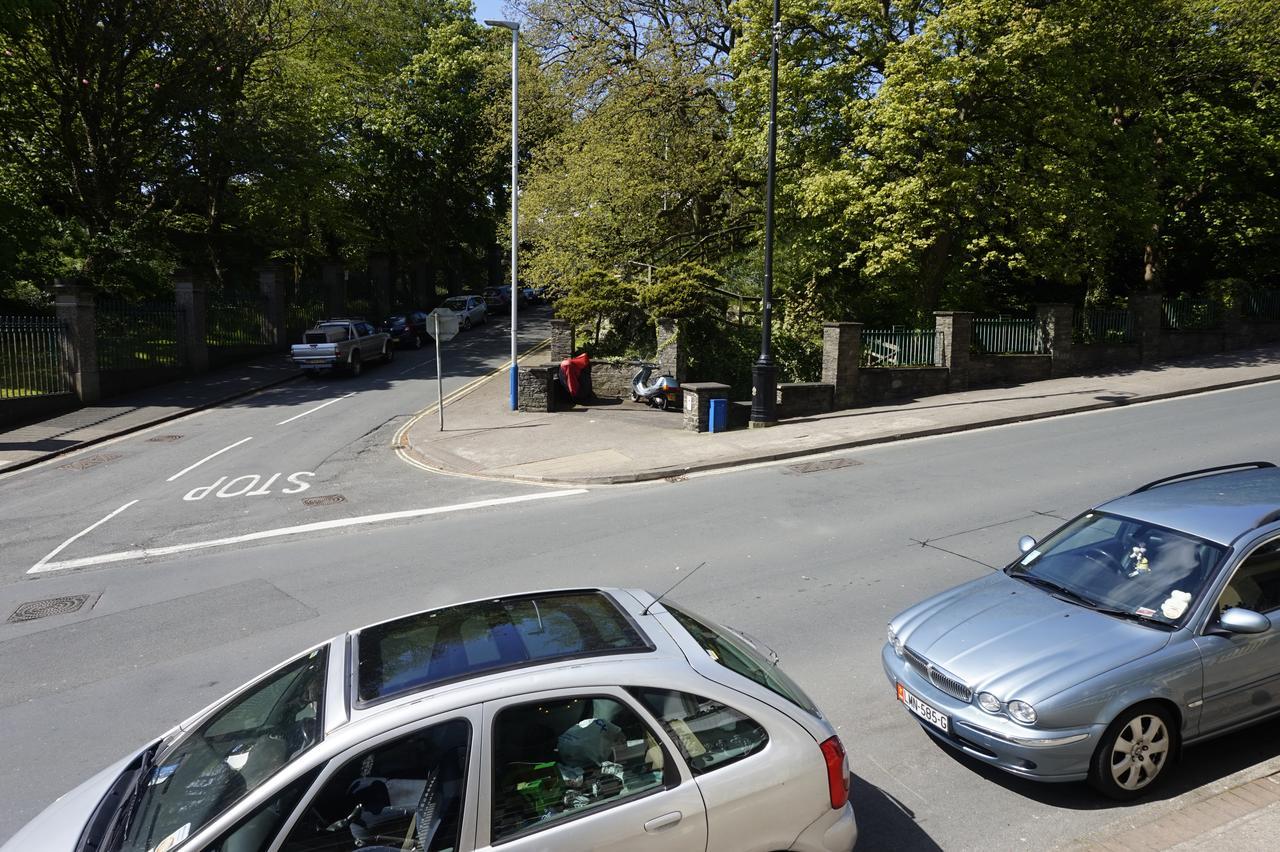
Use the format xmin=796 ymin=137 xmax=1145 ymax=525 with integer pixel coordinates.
xmin=1018 ymin=535 xmax=1037 ymax=554
xmin=1218 ymin=607 xmax=1271 ymax=635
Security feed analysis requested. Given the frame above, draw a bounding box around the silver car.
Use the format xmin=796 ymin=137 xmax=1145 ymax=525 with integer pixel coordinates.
xmin=8 ymin=588 xmax=856 ymax=852
xmin=884 ymin=462 xmax=1280 ymax=799
xmin=435 ymin=295 xmax=488 ymax=330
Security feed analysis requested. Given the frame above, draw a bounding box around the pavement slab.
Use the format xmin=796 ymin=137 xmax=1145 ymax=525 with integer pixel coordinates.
xmin=404 ymin=345 xmax=1280 ymax=486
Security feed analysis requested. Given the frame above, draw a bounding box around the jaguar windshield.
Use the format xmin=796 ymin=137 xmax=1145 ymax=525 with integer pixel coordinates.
xmin=1008 ymin=511 xmax=1225 ymax=626
xmin=109 ymin=647 xmax=326 ymax=851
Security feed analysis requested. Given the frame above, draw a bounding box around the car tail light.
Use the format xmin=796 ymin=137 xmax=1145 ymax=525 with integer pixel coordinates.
xmin=819 ymin=736 xmax=850 ymax=809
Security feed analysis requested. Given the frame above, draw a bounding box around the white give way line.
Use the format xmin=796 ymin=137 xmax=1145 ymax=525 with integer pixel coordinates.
xmin=31 ymin=500 xmax=138 ymax=571
xmin=277 ymin=392 xmax=356 ymax=426
xmin=162 ymin=391 xmax=353 ymax=480
xmin=166 ymin=436 xmax=253 ymax=482
xmin=28 ymin=489 xmax=588 ymax=574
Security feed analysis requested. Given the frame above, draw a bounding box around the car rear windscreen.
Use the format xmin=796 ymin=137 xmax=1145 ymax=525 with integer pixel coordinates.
xmin=355 ymin=591 xmax=652 ymax=704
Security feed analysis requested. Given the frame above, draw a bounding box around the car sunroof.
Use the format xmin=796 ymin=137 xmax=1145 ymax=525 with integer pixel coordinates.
xmin=354 ymin=591 xmax=653 ymax=704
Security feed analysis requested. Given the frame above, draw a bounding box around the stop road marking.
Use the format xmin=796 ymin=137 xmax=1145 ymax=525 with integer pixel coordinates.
xmin=184 ymin=471 xmax=315 ymax=501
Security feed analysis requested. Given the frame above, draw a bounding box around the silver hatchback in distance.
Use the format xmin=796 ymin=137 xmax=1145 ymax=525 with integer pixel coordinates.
xmin=7 ymin=588 xmax=856 ymax=852
xmin=884 ymin=462 xmax=1280 ymax=799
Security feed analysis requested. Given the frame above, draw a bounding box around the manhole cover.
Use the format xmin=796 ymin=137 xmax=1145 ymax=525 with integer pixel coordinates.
xmin=784 ymin=457 xmax=861 ymax=475
xmin=8 ymin=594 xmax=90 ymax=623
xmin=303 ymin=494 xmax=345 ymax=507
xmin=58 ymin=453 xmax=123 ymax=471
xmin=147 ymin=434 xmax=183 ymax=442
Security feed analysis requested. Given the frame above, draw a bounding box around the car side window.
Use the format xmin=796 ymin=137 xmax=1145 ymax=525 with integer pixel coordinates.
xmin=278 ymin=718 xmax=469 ymax=852
xmin=205 ymin=768 xmax=321 ymax=852
xmin=628 ymin=688 xmax=768 ymax=775
xmin=1217 ymin=540 xmax=1280 ymax=615
xmin=490 ymin=696 xmax=667 ymax=842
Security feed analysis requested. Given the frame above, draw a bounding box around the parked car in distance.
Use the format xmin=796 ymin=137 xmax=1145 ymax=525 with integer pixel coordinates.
xmin=885 ymin=462 xmax=1280 ymax=800
xmin=433 ymin=294 xmax=488 ymax=330
xmin=483 ymin=287 xmax=510 ymax=313
xmin=379 ymin=311 xmax=429 ymax=349
xmin=6 ymin=588 xmax=857 ymax=852
xmin=521 ymin=286 xmax=540 ymax=304
xmin=290 ymin=318 xmax=391 ymax=377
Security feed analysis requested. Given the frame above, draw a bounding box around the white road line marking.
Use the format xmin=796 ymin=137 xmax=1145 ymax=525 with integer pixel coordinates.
xmin=32 ymin=500 xmax=138 ymax=571
xmin=28 ymin=489 xmax=588 ymax=574
xmin=276 ymin=392 xmax=356 ymax=426
xmin=165 ymin=437 xmax=253 ymax=482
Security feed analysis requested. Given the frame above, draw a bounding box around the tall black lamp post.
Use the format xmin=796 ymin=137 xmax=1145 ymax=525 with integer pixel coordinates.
xmin=750 ymin=0 xmax=781 ymax=427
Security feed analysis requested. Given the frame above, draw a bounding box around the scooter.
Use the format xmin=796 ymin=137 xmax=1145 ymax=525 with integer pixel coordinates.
xmin=630 ymin=362 xmax=681 ymax=410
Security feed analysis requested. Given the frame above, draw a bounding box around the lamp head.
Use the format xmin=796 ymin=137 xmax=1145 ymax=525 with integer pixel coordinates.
xmin=484 ymin=19 xmax=519 ymax=31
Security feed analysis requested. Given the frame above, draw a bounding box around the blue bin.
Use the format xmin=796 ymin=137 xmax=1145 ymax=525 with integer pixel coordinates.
xmin=708 ymin=398 xmax=727 ymax=433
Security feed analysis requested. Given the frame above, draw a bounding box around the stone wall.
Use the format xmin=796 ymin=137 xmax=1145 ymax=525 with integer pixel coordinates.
xmin=1072 ymin=343 xmax=1141 ymax=373
xmin=1160 ymin=331 xmax=1230 ymax=360
xmin=857 ymin=367 xmax=951 ymax=404
xmin=777 ymin=383 xmax=834 ymax=418
xmin=588 ymin=360 xmax=635 ymax=398
xmin=967 ymin=355 xmax=1052 ymax=386
xmin=518 ymin=363 xmax=557 ymax=413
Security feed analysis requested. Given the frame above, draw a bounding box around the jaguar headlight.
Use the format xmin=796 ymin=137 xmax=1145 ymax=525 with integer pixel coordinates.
xmin=977 ymin=692 xmax=1002 ymax=714
xmin=1007 ymin=699 xmax=1038 ymax=725
xmin=886 ymin=625 xmax=904 ymax=658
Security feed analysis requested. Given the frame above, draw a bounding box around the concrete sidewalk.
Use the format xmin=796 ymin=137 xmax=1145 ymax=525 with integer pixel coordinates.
xmin=0 ymin=354 xmax=300 ymax=473
xmin=401 ymin=345 xmax=1280 ymax=486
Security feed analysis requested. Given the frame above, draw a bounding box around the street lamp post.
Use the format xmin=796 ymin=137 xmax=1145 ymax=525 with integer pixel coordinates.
xmin=750 ymin=0 xmax=781 ymax=427
xmin=486 ymin=19 xmax=520 ymax=411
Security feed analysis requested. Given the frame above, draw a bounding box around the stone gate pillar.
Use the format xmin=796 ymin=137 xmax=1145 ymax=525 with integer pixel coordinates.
xmin=174 ymin=269 xmax=209 ymax=374
xmin=822 ymin=321 xmax=863 ymax=409
xmin=933 ymin=311 xmax=973 ymax=391
xmin=54 ymin=280 xmax=100 ymax=402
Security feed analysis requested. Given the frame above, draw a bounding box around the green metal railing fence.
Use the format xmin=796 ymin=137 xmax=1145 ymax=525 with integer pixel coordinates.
xmin=287 ymin=301 xmax=326 ymax=342
xmin=861 ymin=328 xmax=939 ymax=367
xmin=208 ymin=294 xmax=273 ymax=349
xmin=972 ymin=316 xmax=1047 ymax=354
xmin=1 ymin=316 xmax=73 ymax=398
xmin=96 ymin=300 xmax=181 ymax=369
xmin=1162 ymin=298 xmax=1220 ymax=330
xmin=1074 ymin=307 xmax=1135 ymax=343
xmin=1243 ymin=289 xmax=1280 ymax=321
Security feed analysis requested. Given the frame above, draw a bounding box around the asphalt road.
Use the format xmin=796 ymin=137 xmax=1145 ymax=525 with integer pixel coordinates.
xmin=3 ymin=352 xmax=1280 ymax=850
xmin=1 ymin=306 xmax=556 ymax=578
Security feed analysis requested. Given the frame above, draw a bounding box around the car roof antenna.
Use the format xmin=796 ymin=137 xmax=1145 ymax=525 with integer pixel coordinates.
xmin=643 ymin=562 xmax=707 ymax=615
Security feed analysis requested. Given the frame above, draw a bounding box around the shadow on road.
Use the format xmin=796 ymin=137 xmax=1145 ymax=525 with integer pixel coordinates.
xmin=850 ymin=772 xmax=944 ymax=850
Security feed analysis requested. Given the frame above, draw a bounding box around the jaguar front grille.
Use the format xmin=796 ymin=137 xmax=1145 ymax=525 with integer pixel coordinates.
xmin=903 ymin=646 xmax=973 ymax=703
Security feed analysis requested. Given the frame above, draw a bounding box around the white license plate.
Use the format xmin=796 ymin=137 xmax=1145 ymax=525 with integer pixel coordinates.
xmin=897 ymin=682 xmax=949 ymax=733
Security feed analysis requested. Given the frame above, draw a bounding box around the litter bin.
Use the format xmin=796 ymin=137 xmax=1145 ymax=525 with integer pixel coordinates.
xmin=709 ymin=398 xmax=727 ymax=433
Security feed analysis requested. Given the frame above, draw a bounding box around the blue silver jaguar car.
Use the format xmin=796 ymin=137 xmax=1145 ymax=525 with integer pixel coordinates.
xmin=884 ymin=462 xmax=1280 ymax=799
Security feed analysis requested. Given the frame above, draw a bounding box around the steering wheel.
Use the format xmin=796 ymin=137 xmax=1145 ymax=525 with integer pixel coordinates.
xmin=1082 ymin=547 xmax=1127 ymax=577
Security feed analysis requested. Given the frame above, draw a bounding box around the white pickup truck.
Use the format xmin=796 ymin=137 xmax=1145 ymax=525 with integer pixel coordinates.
xmin=291 ymin=319 xmax=392 ymax=377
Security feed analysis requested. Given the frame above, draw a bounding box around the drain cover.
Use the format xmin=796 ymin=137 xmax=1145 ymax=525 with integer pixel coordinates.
xmin=784 ymin=457 xmax=860 ymax=475
xmin=303 ymin=494 xmax=345 ymax=507
xmin=58 ymin=453 xmax=122 ymax=471
xmin=8 ymin=594 xmax=90 ymax=623
xmin=147 ymin=434 xmax=183 ymax=442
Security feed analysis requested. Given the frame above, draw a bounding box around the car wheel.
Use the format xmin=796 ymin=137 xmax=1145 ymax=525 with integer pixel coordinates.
xmin=463 ymin=316 xmax=472 ymax=331
xmin=412 ymin=333 xmax=423 ymax=350
xmin=1089 ymin=702 xmax=1177 ymax=800
xmin=349 ymin=351 xmax=362 ymax=377
xmin=382 ymin=344 xmax=393 ymax=364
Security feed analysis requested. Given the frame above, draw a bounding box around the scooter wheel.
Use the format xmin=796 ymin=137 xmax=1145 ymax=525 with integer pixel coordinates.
xmin=631 ymin=393 xmax=641 ymax=402
xmin=654 ymin=396 xmax=668 ymax=411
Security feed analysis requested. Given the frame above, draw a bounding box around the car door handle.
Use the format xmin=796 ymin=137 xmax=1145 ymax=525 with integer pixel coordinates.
xmin=643 ymin=811 xmax=682 ymax=832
